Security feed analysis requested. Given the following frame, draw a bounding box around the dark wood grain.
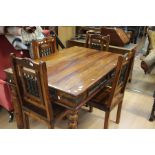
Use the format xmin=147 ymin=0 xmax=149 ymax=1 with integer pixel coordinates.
xmin=36 ymin=46 xmax=119 ymax=96
xmin=67 ymin=39 xmax=137 ymax=82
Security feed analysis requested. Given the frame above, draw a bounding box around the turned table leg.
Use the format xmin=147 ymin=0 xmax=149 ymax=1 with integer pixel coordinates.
xmin=68 ymin=110 xmax=78 ymax=129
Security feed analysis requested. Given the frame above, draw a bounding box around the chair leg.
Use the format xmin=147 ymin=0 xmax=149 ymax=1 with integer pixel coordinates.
xmin=149 ymin=99 xmax=155 ymax=121
xmin=23 ymin=113 xmax=30 ymax=129
xmin=8 ymin=111 xmax=14 ymax=122
xmin=85 ymin=103 xmax=89 ymax=107
xmin=116 ymin=101 xmax=123 ymax=124
xmin=104 ymin=112 xmax=110 ymax=129
xmin=48 ymin=123 xmax=54 ymax=129
xmin=89 ymin=106 xmax=93 ymax=112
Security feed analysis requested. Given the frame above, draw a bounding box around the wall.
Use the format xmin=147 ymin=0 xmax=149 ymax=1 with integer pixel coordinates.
xmin=58 ymin=26 xmax=75 ymax=49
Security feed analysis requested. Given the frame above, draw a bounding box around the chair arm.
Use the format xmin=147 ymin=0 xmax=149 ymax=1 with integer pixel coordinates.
xmin=143 ymin=50 xmax=155 ymax=67
xmin=141 ymin=49 xmax=155 ymax=73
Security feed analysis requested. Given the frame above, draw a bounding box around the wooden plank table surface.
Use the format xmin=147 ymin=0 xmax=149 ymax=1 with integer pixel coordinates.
xmin=38 ymin=46 xmax=119 ymax=96
xmin=67 ymin=40 xmax=137 ymax=82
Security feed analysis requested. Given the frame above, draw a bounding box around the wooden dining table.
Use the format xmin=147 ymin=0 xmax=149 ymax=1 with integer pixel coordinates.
xmin=5 ymin=46 xmax=120 ymax=129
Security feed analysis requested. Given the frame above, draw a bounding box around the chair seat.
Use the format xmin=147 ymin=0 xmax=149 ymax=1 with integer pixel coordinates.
xmin=23 ymin=102 xmax=68 ymax=122
xmin=89 ymin=87 xmax=123 ymax=111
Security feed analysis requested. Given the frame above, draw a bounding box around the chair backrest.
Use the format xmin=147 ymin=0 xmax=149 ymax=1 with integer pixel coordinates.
xmin=10 ymin=53 xmax=53 ymax=121
xmin=32 ymin=36 xmax=57 ymax=59
xmin=107 ymin=51 xmax=135 ymax=109
xmin=85 ymin=33 xmax=110 ymax=51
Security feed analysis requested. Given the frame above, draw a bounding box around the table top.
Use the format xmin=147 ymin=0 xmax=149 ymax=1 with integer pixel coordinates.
xmin=37 ymin=46 xmax=120 ymax=96
xmin=5 ymin=46 xmax=120 ymax=97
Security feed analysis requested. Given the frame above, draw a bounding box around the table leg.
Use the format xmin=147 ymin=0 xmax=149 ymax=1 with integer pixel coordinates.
xmin=68 ymin=110 xmax=78 ymax=129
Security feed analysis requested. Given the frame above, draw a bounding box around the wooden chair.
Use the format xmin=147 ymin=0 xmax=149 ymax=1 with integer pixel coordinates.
xmin=10 ymin=53 xmax=68 ymax=129
xmin=85 ymin=33 xmax=110 ymax=51
xmin=88 ymin=51 xmax=135 ymax=129
xmin=31 ymin=36 xmax=57 ymax=59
